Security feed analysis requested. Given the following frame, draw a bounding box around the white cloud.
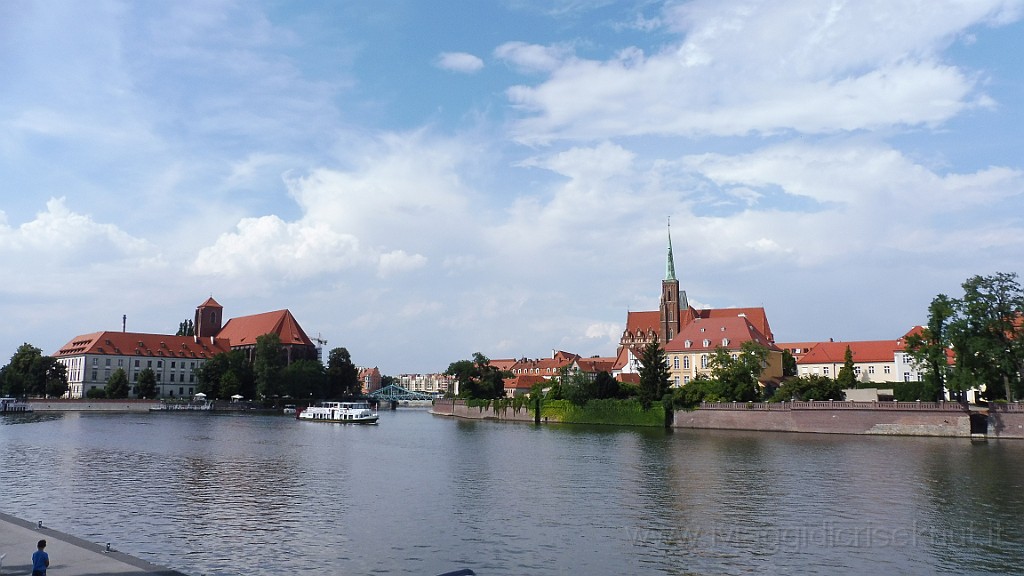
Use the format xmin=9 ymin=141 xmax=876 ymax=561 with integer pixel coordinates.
xmin=436 ymin=51 xmax=485 ymax=73
xmin=507 ymin=0 xmax=1018 ymax=142
xmin=494 ymin=41 xmax=571 ymax=73
xmin=378 ymin=250 xmax=428 ymax=278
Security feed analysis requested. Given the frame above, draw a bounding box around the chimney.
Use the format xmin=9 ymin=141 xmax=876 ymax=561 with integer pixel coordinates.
xmin=122 ymin=314 xmax=127 ymax=332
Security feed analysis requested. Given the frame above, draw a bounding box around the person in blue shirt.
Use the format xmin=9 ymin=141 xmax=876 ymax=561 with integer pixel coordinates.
xmin=32 ymin=539 xmax=49 ymax=576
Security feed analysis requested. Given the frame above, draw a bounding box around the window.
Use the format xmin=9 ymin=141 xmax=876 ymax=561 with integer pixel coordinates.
xmin=868 ymin=366 xmax=875 ymax=374
xmin=170 ymin=374 xmax=175 ymax=382
xmin=701 ymin=354 xmax=709 ymax=369
xmin=904 ymin=373 xmax=911 ymax=382
xmin=157 ymin=361 xmax=163 ymax=368
xmin=674 ymin=376 xmax=680 ymax=387
xmin=673 ymin=356 xmax=679 ymax=369
xmin=731 ymin=353 xmax=738 ymax=360
xmin=683 ymin=356 xmax=690 ymax=369
xmin=685 ymin=340 xmax=692 ymax=348
xmin=105 ymin=358 xmax=111 ymax=366
xmin=92 ymin=358 xmax=98 ymax=366
xmin=703 ymin=339 xmax=710 ymax=347
xmin=722 ymin=338 xmax=730 ymax=346
xmin=91 ymin=370 xmax=97 ymax=381
xmin=854 ymin=366 xmax=861 ymax=375
xmin=823 ymin=367 xmax=830 ymax=376
xmin=117 ymin=359 xmax=123 ymax=367
xmin=171 ymin=361 xmax=176 ymax=368
xmin=884 ymin=365 xmax=891 ymax=374
xmin=683 ymin=376 xmax=690 ymax=384
xmin=147 ymin=360 xmax=152 ymax=368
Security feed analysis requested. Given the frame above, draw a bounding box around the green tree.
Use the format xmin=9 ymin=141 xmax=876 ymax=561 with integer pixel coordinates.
xmin=0 ymin=344 xmax=68 ymax=398
xmin=769 ymin=375 xmax=846 ymax=402
xmin=947 ymin=273 xmax=1024 ymax=401
xmin=782 ymin=349 xmax=798 ymax=378
xmin=85 ymin=387 xmax=107 ymax=399
xmin=254 ymin=334 xmax=286 ymax=399
xmin=593 ymin=371 xmax=621 ymax=400
xmin=638 ymin=340 xmax=670 ymax=410
xmin=284 ymin=359 xmax=327 ymax=400
xmin=905 ymin=294 xmax=955 ymax=401
xmin=326 ymin=347 xmax=360 ymax=398
xmin=835 ymin=346 xmax=858 ymax=390
xmin=136 ymin=368 xmax=158 ymax=399
xmin=105 ymin=368 xmax=130 ymax=399
xmin=176 ymin=319 xmax=195 ymax=336
xmin=560 ymin=367 xmax=595 ymax=406
xmin=674 ymin=374 xmax=729 ymax=408
xmin=445 ymin=352 xmax=505 ymax=399
xmin=708 ymin=341 xmax=770 ymax=402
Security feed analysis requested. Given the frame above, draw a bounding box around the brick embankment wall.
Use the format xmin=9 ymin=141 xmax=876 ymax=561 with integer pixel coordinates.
xmin=29 ymin=399 xmax=158 ymax=412
xmin=431 ymin=399 xmax=538 ymax=422
xmin=675 ymin=401 xmax=1024 ymax=439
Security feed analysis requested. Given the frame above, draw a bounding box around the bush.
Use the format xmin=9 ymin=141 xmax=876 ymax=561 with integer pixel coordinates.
xmin=85 ymin=387 xmax=107 ymax=399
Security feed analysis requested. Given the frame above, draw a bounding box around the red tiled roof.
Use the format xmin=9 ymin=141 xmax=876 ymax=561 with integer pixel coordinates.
xmin=505 ymin=375 xmax=547 ymax=390
xmin=623 ymin=306 xmax=774 ymax=344
xmin=489 ymin=359 xmax=519 ymax=372
xmin=617 ymin=373 xmax=640 ymax=384
xmin=797 ymin=340 xmax=900 ymax=364
xmin=217 ymin=309 xmax=314 ymax=347
xmin=624 ymin=311 xmax=661 ymax=336
xmin=573 ymin=357 xmax=616 ymax=373
xmin=693 ymin=307 xmax=773 ymax=344
xmin=664 ymin=316 xmax=778 ymax=353
xmin=199 ymin=296 xmax=222 ymax=309
xmin=54 ymin=331 xmax=232 ymax=359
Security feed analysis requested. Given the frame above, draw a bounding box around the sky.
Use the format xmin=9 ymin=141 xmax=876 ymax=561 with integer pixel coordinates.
xmin=2 ymin=0 xmax=1022 ymax=375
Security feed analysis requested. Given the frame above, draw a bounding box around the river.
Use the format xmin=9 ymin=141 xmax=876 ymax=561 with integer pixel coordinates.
xmin=2 ymin=408 xmax=1023 ymax=575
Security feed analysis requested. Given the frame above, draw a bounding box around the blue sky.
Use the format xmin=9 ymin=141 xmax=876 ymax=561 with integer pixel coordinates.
xmin=2 ymin=0 xmax=1022 ymax=374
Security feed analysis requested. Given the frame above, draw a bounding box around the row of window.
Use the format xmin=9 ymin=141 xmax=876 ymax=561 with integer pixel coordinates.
xmin=93 ymin=357 xmax=198 ymax=369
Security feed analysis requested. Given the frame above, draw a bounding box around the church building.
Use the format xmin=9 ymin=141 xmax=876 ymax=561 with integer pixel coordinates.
xmin=614 ymin=223 xmax=783 ymax=386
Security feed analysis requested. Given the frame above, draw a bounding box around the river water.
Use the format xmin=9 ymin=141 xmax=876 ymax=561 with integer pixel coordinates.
xmin=2 ymin=408 xmax=1023 ymax=575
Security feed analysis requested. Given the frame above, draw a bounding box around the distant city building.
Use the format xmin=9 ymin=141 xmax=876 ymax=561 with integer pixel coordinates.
xmin=54 ymin=297 xmax=318 ymax=399
xmin=358 ymin=366 xmax=382 ymax=394
xmin=397 ymin=373 xmax=454 ymax=395
xmin=788 ymin=327 xmax=936 ymax=385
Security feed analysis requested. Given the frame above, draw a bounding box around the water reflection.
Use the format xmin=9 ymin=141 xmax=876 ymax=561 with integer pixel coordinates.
xmin=2 ymin=411 xmax=1024 ymax=575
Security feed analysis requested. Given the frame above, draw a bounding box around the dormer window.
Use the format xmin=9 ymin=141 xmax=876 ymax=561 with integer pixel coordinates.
xmin=722 ymin=338 xmax=730 ymax=346
xmin=703 ymin=339 xmax=710 ymax=347
xmin=685 ymin=340 xmax=692 ymax=348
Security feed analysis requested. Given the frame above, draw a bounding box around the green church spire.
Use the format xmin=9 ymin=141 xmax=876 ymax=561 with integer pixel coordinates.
xmin=665 ymin=217 xmax=676 ymax=281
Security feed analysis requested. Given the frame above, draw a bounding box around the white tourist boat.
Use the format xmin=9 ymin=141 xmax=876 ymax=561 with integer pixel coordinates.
xmin=0 ymin=397 xmax=33 ymax=413
xmin=297 ymin=401 xmax=379 ymax=424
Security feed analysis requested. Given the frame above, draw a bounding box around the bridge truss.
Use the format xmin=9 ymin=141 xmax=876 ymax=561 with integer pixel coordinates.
xmin=368 ymin=384 xmax=434 ymax=402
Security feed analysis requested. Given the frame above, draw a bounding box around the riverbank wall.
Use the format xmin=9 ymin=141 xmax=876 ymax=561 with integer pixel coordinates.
xmin=432 ymin=399 xmax=1024 ymax=438
xmin=675 ymin=401 xmax=1024 ymax=439
xmin=29 ymin=399 xmax=158 ymax=412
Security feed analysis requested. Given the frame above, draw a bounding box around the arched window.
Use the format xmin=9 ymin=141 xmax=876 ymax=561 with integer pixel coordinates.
xmin=683 ymin=356 xmax=690 ymax=369
xmin=673 ymin=356 xmax=679 ymax=369
xmin=701 ymin=354 xmax=708 ymax=369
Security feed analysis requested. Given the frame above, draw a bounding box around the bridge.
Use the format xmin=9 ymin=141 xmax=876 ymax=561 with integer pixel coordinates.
xmin=368 ymin=384 xmax=435 ymax=402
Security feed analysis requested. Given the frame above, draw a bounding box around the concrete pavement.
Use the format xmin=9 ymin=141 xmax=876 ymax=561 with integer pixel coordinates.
xmin=0 ymin=512 xmax=188 ymax=576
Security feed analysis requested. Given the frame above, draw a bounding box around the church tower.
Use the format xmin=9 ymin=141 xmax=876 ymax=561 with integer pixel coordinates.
xmin=659 ymin=219 xmax=683 ymax=344
xmin=195 ymin=297 xmax=224 ymax=339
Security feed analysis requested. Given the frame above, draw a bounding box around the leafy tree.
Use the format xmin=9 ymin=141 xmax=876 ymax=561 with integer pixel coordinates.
xmin=219 ymin=371 xmax=242 ymax=400
xmin=284 ymin=359 xmax=327 ymax=400
xmin=326 ymin=347 xmax=360 ymax=398
xmin=85 ymin=387 xmax=107 ymax=399
xmin=254 ymin=334 xmax=286 ymax=399
xmin=707 ymin=341 xmax=770 ymax=402
xmin=675 ymin=374 xmax=730 ymax=408
xmin=136 ymin=368 xmax=157 ymax=399
xmin=105 ymin=368 xmax=130 ymax=399
xmin=0 ymin=344 xmax=68 ymax=398
xmin=835 ymin=346 xmax=858 ymax=390
xmin=782 ymin=349 xmax=798 ymax=378
xmin=445 ymin=352 xmax=505 ymax=399
xmin=947 ymin=273 xmax=1024 ymax=401
xmin=593 ymin=371 xmax=621 ymax=400
xmin=905 ymin=294 xmax=955 ymax=401
xmin=768 ymin=375 xmax=846 ymax=402
xmin=560 ymin=367 xmax=595 ymax=406
xmin=638 ymin=340 xmax=670 ymax=410
xmin=176 ymin=319 xmax=195 ymax=337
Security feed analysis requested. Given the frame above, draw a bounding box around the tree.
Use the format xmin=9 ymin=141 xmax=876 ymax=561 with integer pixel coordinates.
xmin=638 ymin=340 xmax=670 ymax=410
xmin=707 ymin=341 xmax=770 ymax=402
xmin=560 ymin=367 xmax=595 ymax=406
xmin=176 ymin=319 xmax=195 ymax=337
xmin=593 ymin=371 xmax=621 ymax=400
xmin=136 ymin=368 xmax=158 ymax=399
xmin=905 ymin=294 xmax=955 ymax=401
xmin=254 ymin=334 xmax=286 ymax=399
xmin=283 ymin=359 xmax=327 ymax=400
xmin=326 ymin=347 xmax=360 ymax=398
xmin=782 ymin=349 xmax=798 ymax=378
xmin=444 ymin=352 xmax=505 ymax=399
xmin=947 ymin=273 xmax=1024 ymax=401
xmin=105 ymin=368 xmax=130 ymax=399
xmin=835 ymin=346 xmax=858 ymax=390
xmin=769 ymin=375 xmax=845 ymax=402
xmin=0 ymin=344 xmax=68 ymax=398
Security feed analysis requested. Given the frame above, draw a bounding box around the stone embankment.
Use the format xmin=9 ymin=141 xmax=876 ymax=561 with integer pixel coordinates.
xmin=432 ymin=398 xmax=1024 ymax=439
xmin=28 ymin=399 xmax=158 ymax=412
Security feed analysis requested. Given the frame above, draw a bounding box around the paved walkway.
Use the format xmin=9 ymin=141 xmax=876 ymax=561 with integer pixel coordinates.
xmin=0 ymin=512 xmax=188 ymax=576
